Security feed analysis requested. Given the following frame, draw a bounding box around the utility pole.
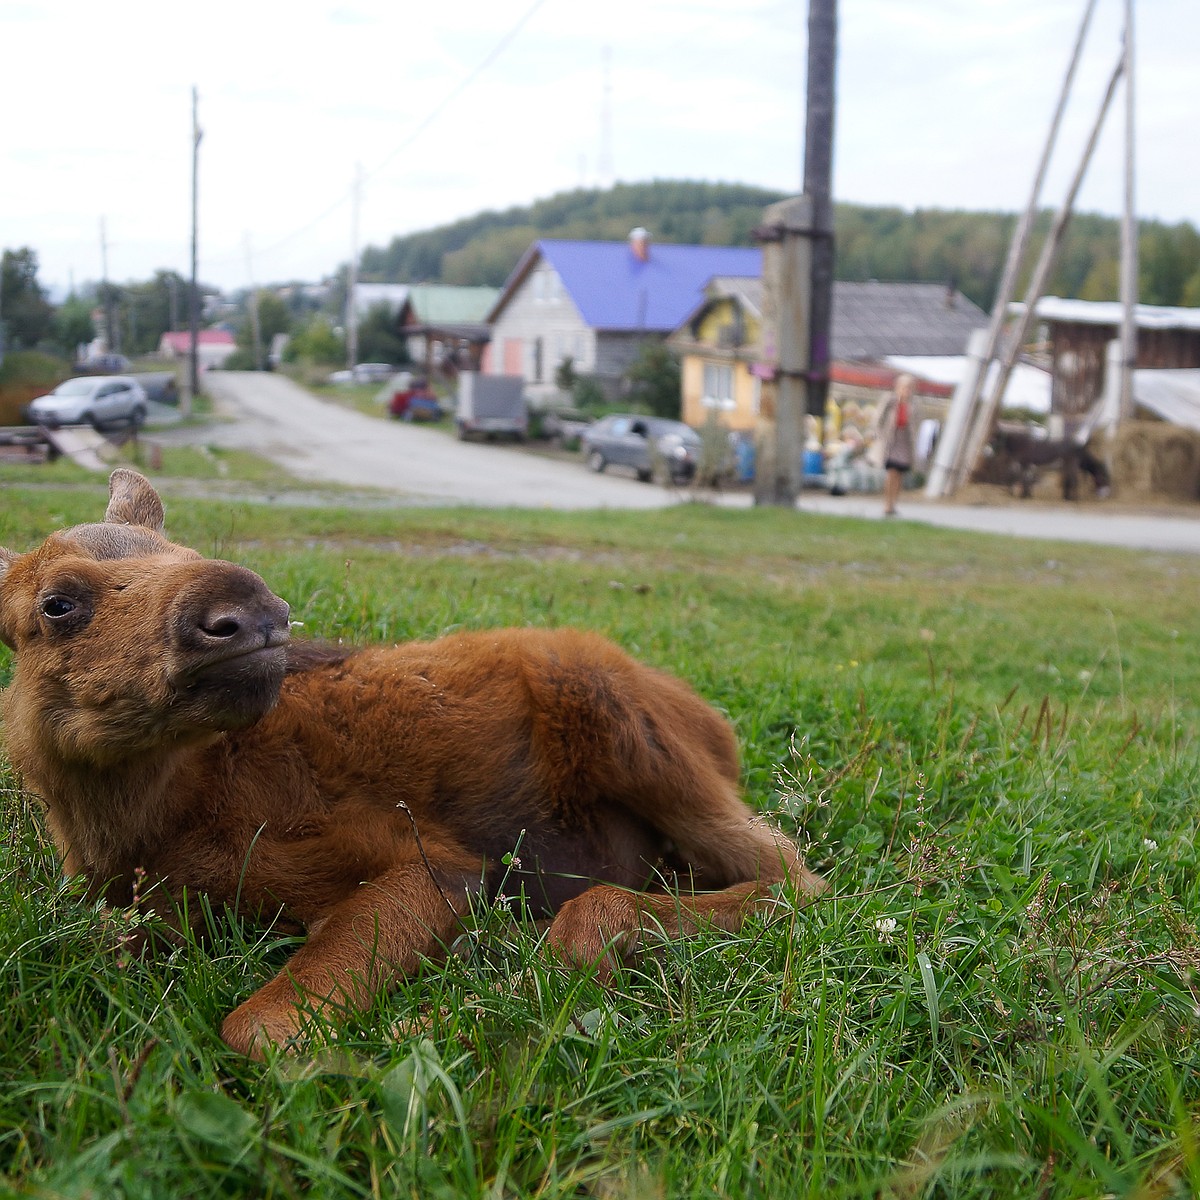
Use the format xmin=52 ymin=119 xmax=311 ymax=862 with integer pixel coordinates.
xmin=1118 ymin=0 xmax=1138 ymax=421
xmin=925 ymin=0 xmax=1098 ymax=499
xmin=187 ymin=85 xmax=202 ymax=418
xmin=754 ymin=0 xmax=837 ymax=507
xmin=244 ymin=234 xmax=263 ymax=372
xmin=951 ymin=51 xmax=1124 ymax=489
xmin=803 ymin=0 xmax=836 ymax=443
xmin=346 ymin=162 xmax=362 ymax=373
xmin=598 ymin=46 xmax=614 ymax=189
xmin=100 ymin=217 xmax=118 ymax=356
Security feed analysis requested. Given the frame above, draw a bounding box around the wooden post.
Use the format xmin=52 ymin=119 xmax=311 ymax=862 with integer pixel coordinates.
xmin=804 ymin=0 xmax=837 ymax=445
xmin=927 ymin=0 xmax=1098 ymax=498
xmin=347 ymin=163 xmax=362 ymax=374
xmin=952 ymin=51 xmax=1124 ymax=492
xmin=754 ymin=196 xmax=813 ymax=508
xmin=1118 ymin=0 xmax=1138 ymax=422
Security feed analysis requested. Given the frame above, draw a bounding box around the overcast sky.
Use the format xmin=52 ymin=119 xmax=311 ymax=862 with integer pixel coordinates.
xmin=3 ymin=0 xmax=1194 ymax=295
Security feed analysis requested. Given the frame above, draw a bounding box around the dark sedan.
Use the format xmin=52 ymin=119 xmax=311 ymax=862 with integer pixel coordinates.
xmin=581 ymin=414 xmax=702 ymax=484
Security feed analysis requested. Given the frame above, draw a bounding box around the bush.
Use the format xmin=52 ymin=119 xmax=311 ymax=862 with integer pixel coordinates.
xmin=572 ymin=376 xmax=606 ymax=411
xmin=0 ymin=350 xmax=69 ymax=424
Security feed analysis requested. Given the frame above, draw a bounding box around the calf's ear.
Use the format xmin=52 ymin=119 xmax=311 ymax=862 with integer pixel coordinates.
xmin=104 ymin=469 xmax=165 ymax=532
xmin=0 ymin=546 xmax=12 ymax=584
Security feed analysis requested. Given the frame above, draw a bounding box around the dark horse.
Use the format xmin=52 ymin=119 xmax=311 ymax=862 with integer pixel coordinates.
xmin=988 ymin=429 xmax=1111 ymax=501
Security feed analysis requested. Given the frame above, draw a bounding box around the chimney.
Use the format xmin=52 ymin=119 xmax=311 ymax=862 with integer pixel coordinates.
xmin=944 ymin=275 xmax=958 ymax=309
xmin=629 ymin=227 xmax=650 ymax=262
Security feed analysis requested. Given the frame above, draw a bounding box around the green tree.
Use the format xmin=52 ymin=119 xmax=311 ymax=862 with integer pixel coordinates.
xmin=235 ymin=291 xmax=292 ymax=369
xmin=52 ymin=295 xmax=96 ymax=359
xmin=356 ymin=302 xmax=409 ymax=365
xmin=1 ymin=247 xmax=54 ymax=352
xmin=283 ymin=316 xmax=344 ymax=366
xmin=625 ymin=340 xmax=681 ymax=419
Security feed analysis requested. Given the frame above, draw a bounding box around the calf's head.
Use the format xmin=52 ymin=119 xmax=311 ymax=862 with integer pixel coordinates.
xmin=0 ymin=469 xmax=291 ymax=764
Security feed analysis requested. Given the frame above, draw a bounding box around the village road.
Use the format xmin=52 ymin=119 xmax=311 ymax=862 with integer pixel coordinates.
xmin=160 ymin=372 xmax=1200 ymax=554
xmin=194 ymin=371 xmax=676 ymax=510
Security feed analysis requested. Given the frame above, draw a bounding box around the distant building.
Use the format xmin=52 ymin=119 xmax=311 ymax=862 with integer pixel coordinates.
xmin=397 ymin=285 xmax=499 ymax=379
xmin=1021 ymin=296 xmax=1200 ymax=417
xmin=157 ymin=329 xmax=237 ymax=371
xmin=484 ymin=231 xmax=761 ymax=404
xmin=669 ymin=278 xmax=990 ymax=433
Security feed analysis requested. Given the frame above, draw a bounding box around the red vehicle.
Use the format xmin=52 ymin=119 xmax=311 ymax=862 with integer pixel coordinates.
xmin=388 ymin=378 xmax=443 ymax=422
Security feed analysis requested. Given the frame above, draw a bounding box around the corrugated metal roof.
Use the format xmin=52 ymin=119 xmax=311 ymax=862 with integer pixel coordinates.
xmin=353 ymin=283 xmax=410 ymax=315
xmin=832 ymin=281 xmax=987 ymax=359
xmin=535 ymin=240 xmax=763 ymax=332
xmin=407 ymin=284 xmax=500 ymax=324
xmin=1133 ymin=368 xmax=1200 ymax=430
xmin=678 ymin=278 xmax=986 ymax=358
xmin=1025 ymin=297 xmax=1200 ymax=331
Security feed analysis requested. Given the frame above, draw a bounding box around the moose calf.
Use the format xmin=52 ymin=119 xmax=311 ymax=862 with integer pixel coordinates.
xmin=0 ymin=470 xmax=825 ymax=1056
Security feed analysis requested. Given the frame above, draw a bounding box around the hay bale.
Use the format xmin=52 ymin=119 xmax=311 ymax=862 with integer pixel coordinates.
xmin=1110 ymin=420 xmax=1200 ymax=502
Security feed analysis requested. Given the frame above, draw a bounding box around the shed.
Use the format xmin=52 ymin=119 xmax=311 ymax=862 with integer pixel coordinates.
xmin=1022 ymin=297 xmax=1200 ymax=417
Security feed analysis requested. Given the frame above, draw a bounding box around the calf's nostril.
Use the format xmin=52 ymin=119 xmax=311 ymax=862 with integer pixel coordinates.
xmin=201 ymin=615 xmax=243 ymax=639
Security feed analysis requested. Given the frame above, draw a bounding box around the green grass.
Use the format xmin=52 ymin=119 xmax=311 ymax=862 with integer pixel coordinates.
xmin=2 ymin=478 xmax=1200 ymax=1197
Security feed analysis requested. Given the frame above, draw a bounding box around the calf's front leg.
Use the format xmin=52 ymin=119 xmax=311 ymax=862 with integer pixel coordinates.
xmin=221 ymin=860 xmax=477 ymax=1058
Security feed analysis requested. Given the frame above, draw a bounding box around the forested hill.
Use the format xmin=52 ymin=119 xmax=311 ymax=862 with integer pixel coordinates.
xmin=357 ymin=179 xmax=1200 ymax=312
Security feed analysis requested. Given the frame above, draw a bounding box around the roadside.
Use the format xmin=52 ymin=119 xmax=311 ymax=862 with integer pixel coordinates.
xmin=135 ymin=371 xmax=1200 ymax=554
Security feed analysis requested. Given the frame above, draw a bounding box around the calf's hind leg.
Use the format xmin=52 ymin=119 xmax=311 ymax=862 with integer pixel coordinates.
xmin=546 ymin=763 xmax=826 ymax=976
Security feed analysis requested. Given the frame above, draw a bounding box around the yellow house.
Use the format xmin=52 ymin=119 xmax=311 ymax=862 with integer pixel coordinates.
xmin=668 ymin=277 xmax=765 ymax=433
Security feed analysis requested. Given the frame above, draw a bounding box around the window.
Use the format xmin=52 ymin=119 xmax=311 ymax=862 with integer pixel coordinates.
xmin=701 ymin=362 xmax=734 ymax=410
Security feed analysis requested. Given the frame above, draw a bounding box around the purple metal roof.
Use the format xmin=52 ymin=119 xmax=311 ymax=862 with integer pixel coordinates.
xmin=537 ymin=240 xmax=762 ymax=332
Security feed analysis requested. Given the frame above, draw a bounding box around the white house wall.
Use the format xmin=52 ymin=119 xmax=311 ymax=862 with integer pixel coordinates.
xmin=489 ymin=262 xmax=595 ymax=399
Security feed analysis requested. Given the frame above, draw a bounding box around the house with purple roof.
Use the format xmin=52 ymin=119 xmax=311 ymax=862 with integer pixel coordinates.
xmin=483 ymin=229 xmax=761 ymax=404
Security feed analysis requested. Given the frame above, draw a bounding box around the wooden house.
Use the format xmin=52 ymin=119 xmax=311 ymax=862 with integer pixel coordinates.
xmin=484 ymin=231 xmax=761 ymax=405
xmin=396 ymin=285 xmax=499 ymax=379
xmin=669 ymin=279 xmax=987 ymax=433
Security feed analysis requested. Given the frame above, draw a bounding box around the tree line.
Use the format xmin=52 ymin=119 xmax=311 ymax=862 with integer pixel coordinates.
xmin=4 ymin=181 xmax=1199 ymax=376
xmin=358 ymin=180 xmax=1200 ymax=311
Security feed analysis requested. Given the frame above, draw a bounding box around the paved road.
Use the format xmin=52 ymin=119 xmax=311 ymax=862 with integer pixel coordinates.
xmin=163 ymin=372 xmax=1200 ymax=554
xmin=197 ymin=372 xmax=674 ymax=510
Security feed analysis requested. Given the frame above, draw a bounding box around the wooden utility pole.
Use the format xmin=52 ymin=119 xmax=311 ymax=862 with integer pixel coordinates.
xmin=952 ymin=52 xmax=1124 ymax=487
xmin=925 ymin=0 xmax=1098 ymax=499
xmin=1118 ymin=0 xmax=1138 ymax=421
xmin=187 ymin=85 xmax=201 ymax=418
xmin=244 ymin=235 xmax=263 ymax=372
xmin=99 ymin=217 xmax=118 ymax=355
xmin=754 ymin=0 xmax=837 ymax=508
xmin=346 ymin=163 xmax=362 ymax=373
xmin=755 ymin=196 xmax=814 ymax=507
xmin=803 ymin=0 xmax=836 ymax=438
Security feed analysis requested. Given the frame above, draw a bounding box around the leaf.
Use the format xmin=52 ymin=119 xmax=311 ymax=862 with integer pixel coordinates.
xmin=175 ymin=1090 xmax=257 ymax=1149
xmin=916 ymin=951 xmax=940 ymax=1052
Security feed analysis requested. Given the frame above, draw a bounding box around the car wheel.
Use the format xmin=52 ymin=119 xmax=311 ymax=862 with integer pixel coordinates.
xmin=131 ymin=405 xmax=147 ymax=428
xmin=85 ymin=412 xmax=100 ymax=430
xmin=636 ymin=466 xmax=652 ymax=483
xmin=587 ymin=450 xmax=606 ymax=474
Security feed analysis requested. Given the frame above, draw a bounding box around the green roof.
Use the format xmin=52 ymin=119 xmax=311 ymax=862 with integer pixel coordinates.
xmin=407 ymin=285 xmax=499 ymax=324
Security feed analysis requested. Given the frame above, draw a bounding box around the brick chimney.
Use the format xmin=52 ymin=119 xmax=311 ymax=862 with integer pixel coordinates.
xmin=629 ymin=227 xmax=650 ymax=262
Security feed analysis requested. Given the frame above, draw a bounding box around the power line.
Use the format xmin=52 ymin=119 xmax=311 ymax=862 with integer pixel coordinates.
xmin=202 ymin=0 xmax=550 ymax=278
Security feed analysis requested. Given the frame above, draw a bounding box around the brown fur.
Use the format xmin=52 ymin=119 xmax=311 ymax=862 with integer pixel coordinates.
xmin=0 ymin=469 xmax=825 ymax=1056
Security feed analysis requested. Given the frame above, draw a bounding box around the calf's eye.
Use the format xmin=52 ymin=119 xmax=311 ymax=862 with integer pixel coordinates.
xmin=41 ymin=596 xmax=77 ymax=620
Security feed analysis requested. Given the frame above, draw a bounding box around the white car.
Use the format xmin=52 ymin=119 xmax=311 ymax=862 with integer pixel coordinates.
xmin=26 ymin=376 xmax=149 ymax=429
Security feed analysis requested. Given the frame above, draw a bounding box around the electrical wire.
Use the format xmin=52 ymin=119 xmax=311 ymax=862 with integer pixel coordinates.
xmin=201 ymin=0 xmax=551 ymax=278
